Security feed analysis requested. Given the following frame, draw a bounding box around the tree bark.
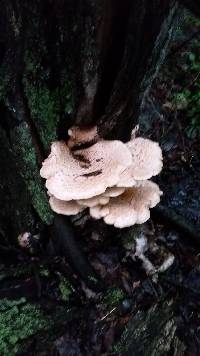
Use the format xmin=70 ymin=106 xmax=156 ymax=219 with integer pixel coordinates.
xmin=0 ymin=0 xmax=180 ymax=238
xmin=115 ymin=303 xmax=186 ymax=355
xmin=0 ymin=0 xmax=181 ymax=314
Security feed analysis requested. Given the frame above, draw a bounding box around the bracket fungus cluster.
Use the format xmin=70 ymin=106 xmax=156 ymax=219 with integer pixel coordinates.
xmin=40 ymin=126 xmax=163 ymax=228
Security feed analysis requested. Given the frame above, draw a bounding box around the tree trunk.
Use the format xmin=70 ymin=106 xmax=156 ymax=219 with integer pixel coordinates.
xmin=0 ymin=0 xmax=180 ymax=238
xmin=0 ymin=0 xmax=185 ymax=354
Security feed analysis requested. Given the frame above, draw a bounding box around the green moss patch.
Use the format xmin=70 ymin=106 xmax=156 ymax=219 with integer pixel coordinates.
xmin=0 ymin=298 xmax=53 ymax=356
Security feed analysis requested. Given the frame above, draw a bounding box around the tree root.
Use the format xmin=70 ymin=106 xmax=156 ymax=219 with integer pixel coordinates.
xmin=51 ymin=215 xmax=103 ymax=292
xmin=152 ymin=204 xmax=200 ymax=246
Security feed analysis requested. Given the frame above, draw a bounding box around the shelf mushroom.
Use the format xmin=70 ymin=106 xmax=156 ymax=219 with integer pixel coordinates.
xmin=40 ymin=126 xmax=163 ymax=228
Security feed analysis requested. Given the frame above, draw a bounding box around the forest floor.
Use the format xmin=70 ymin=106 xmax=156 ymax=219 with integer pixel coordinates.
xmin=0 ymin=12 xmax=200 ymax=356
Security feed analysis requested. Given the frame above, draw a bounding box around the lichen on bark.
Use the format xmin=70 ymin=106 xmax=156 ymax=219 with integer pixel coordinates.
xmin=10 ymin=122 xmax=54 ymax=224
xmin=23 ymin=50 xmax=75 ymax=152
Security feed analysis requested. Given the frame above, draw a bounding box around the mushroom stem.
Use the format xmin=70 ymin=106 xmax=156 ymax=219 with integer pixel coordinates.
xmin=52 ymin=215 xmax=102 ymax=291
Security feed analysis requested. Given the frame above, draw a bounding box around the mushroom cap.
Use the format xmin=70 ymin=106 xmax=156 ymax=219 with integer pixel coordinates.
xmin=49 ymin=195 xmax=85 ymax=215
xmin=18 ymin=232 xmax=31 ymax=248
xmin=103 ymin=186 xmax=125 ymax=197
xmin=117 ymin=138 xmax=163 ymax=186
xmin=40 ymin=140 xmax=132 ymax=201
xmin=116 ymin=169 xmax=137 ymax=188
xmin=77 ymin=186 xmax=125 ymax=208
xmin=90 ymin=205 xmax=110 ymax=219
xmin=77 ymin=195 xmax=110 ymax=208
xmin=90 ymin=181 xmax=162 ymax=228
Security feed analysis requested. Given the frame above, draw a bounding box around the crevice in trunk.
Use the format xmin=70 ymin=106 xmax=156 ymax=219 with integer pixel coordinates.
xmin=2 ymin=1 xmax=45 ymax=166
xmin=92 ymin=0 xmax=132 ymax=121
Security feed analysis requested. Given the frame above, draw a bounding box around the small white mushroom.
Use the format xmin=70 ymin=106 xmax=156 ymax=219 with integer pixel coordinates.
xmin=18 ymin=232 xmax=31 ymax=249
xmin=134 ymin=235 xmax=155 ymax=275
xmin=132 ymin=236 xmax=175 ymax=279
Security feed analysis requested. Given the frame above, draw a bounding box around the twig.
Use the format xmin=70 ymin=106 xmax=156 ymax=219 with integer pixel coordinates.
xmin=188 ymin=71 xmax=200 ymax=88
xmin=98 ymin=307 xmax=117 ymax=323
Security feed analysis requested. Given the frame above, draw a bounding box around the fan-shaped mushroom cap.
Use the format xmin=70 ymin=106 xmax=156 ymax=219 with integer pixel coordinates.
xmin=77 ymin=195 xmax=110 ymax=208
xmin=116 ymin=170 xmax=137 ymax=188
xmin=90 ymin=181 xmax=162 ymax=228
xmin=40 ymin=142 xmax=63 ymax=180
xmin=49 ymin=195 xmax=85 ymax=215
xmin=68 ymin=125 xmax=98 ymax=149
xmin=90 ymin=205 xmax=110 ymax=219
xmin=117 ymin=138 xmax=163 ymax=186
xmin=40 ymin=140 xmax=132 ymax=201
xmin=103 ymin=186 xmax=125 ymax=197
xmin=77 ymin=186 xmax=125 ymax=208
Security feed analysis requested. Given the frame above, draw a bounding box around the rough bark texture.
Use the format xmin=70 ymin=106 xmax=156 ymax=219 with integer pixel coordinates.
xmin=115 ymin=303 xmax=186 ymax=355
